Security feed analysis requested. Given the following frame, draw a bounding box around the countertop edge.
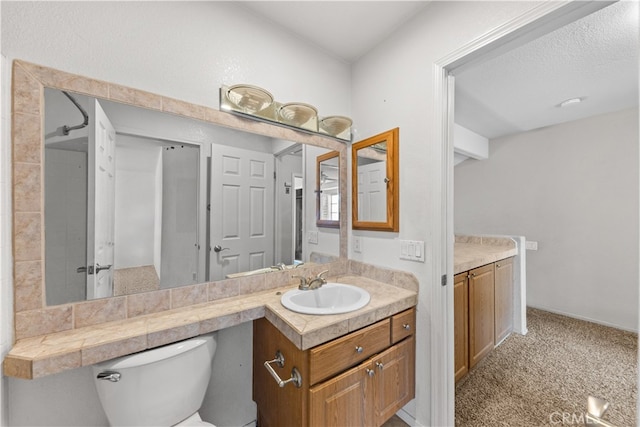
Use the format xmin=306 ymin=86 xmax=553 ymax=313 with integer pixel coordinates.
xmin=3 ymin=279 xmax=417 ymax=380
xmin=454 ymin=244 xmax=518 ymax=275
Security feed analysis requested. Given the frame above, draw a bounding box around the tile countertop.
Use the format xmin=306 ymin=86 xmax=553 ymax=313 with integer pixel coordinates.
xmin=454 ymin=235 xmax=518 ymax=275
xmin=3 ymin=275 xmax=417 ymax=380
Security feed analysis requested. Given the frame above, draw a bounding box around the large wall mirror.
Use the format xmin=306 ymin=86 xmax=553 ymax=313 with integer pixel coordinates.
xmin=352 ymin=127 xmax=399 ymax=232
xmin=12 ymin=61 xmax=347 ymax=311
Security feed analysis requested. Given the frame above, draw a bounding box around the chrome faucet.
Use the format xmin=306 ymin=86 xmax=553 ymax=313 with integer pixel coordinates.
xmin=308 ymin=270 xmax=329 ymax=289
xmin=292 ymin=270 xmax=329 ymax=290
xmin=271 ymin=263 xmax=287 ymax=271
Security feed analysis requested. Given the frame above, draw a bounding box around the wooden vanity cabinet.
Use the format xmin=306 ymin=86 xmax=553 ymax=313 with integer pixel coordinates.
xmin=453 ymin=272 xmax=469 ymax=382
xmin=454 ymin=257 xmax=514 ymax=382
xmin=468 ymin=263 xmax=495 ymax=369
xmin=309 ymin=338 xmax=414 ymax=427
xmin=254 ymin=308 xmax=415 ymax=427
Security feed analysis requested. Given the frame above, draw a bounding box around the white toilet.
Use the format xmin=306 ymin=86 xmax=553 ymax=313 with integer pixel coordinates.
xmin=92 ymin=332 xmax=217 ymax=427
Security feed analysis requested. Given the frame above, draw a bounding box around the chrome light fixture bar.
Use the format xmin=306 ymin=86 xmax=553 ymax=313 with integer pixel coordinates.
xmin=220 ymin=84 xmax=352 ymax=142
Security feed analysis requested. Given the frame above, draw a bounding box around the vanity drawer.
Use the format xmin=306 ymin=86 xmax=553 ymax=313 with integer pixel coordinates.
xmin=391 ymin=308 xmax=416 ymax=343
xmin=309 ymin=318 xmax=390 ymax=385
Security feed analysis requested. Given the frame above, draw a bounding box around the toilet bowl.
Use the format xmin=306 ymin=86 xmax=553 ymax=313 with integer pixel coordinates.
xmin=92 ymin=332 xmax=217 ymax=427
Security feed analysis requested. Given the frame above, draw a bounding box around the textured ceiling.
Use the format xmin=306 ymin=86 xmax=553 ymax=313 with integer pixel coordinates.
xmin=239 ymin=1 xmax=638 ymax=140
xmin=455 ymin=0 xmax=639 ymax=139
xmin=239 ymin=1 xmax=430 ymax=62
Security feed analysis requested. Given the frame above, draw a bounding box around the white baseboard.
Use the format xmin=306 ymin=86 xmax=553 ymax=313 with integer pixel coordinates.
xmin=527 ymin=304 xmax=639 ymax=334
xmin=396 ymin=408 xmax=425 ymax=427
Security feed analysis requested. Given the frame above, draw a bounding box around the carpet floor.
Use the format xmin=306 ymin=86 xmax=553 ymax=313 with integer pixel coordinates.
xmin=455 ymin=307 xmax=638 ymax=427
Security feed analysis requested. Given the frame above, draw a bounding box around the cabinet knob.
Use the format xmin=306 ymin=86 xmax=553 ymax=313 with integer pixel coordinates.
xmin=355 ymin=346 xmax=363 ymax=354
xmin=376 ymin=362 xmax=384 ymax=370
xmin=403 ymin=323 xmax=411 ymax=330
xmin=366 ymin=368 xmax=375 ymax=377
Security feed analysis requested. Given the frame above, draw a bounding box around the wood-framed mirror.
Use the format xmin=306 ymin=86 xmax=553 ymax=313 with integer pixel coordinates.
xmin=352 ymin=127 xmax=399 ymax=232
xmin=316 ymin=151 xmax=340 ymax=228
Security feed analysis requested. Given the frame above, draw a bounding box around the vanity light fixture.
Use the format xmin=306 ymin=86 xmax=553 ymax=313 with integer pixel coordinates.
xmin=278 ymin=102 xmax=318 ymax=129
xmin=319 ymin=116 xmax=352 ymax=138
xmin=219 ymin=84 xmax=353 ymax=142
xmin=224 ymin=84 xmax=274 ymax=114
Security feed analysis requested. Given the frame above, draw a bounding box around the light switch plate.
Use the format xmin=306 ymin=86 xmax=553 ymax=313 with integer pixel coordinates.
xmin=399 ymin=239 xmax=425 ymax=262
xmin=308 ymin=231 xmax=318 ymax=244
xmin=525 ymin=240 xmax=538 ymax=250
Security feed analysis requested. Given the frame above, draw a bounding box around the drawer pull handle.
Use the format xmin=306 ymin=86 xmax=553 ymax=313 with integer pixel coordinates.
xmin=264 ymin=350 xmax=302 ymax=388
xmin=355 ymin=346 xmax=364 ymax=354
xmin=403 ymin=323 xmax=411 ymax=330
xmin=366 ymin=368 xmax=375 ymax=377
xmin=376 ymin=362 xmax=384 ymax=370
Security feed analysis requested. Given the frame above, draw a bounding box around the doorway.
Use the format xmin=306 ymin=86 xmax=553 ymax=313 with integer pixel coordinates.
xmin=433 ymin=1 xmax=633 ymax=425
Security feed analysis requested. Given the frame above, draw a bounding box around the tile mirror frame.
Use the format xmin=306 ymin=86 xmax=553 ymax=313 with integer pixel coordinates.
xmin=11 ymin=60 xmax=348 ymax=341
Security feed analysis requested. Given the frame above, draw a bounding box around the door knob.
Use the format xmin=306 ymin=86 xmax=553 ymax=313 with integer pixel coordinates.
xmin=213 ymin=245 xmax=230 ymax=253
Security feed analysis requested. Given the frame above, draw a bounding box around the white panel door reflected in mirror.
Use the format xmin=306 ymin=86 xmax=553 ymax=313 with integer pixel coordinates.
xmin=43 ymin=88 xmax=339 ymax=305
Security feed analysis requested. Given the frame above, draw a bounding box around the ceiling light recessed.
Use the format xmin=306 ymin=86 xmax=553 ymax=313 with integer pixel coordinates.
xmin=558 ymin=97 xmax=586 ymax=108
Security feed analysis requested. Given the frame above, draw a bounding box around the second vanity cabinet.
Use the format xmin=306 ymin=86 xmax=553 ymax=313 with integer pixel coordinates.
xmin=253 ymin=308 xmax=416 ymax=427
xmin=454 ymin=258 xmax=513 ymax=382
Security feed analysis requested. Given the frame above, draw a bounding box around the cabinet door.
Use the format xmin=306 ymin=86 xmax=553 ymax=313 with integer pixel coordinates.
xmin=494 ymin=257 xmax=514 ymax=345
xmin=372 ymin=336 xmax=415 ymax=425
xmin=468 ymin=263 xmax=495 ymax=368
xmin=309 ymin=364 xmax=372 ymax=427
xmin=253 ymin=319 xmax=309 ymax=427
xmin=453 ymin=272 xmax=469 ymax=382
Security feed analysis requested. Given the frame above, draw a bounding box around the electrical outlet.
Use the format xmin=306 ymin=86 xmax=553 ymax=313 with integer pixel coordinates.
xmin=308 ymin=231 xmax=318 ymax=244
xmin=525 ymin=240 xmax=538 ymax=250
xmin=353 ymin=236 xmax=362 ymax=253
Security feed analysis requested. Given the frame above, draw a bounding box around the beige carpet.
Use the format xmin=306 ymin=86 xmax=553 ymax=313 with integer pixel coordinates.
xmin=456 ymin=308 xmax=638 ymax=427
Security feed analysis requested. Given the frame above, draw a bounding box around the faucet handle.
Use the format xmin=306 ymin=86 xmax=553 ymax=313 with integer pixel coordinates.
xmin=317 ymin=270 xmax=329 ymax=279
xmin=292 ymin=275 xmax=308 ymax=290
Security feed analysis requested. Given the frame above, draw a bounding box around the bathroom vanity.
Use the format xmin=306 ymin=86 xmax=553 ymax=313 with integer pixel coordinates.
xmin=3 ymin=264 xmax=417 ymax=380
xmin=253 ymin=308 xmax=415 ymax=427
xmin=453 ymin=236 xmax=518 ymax=382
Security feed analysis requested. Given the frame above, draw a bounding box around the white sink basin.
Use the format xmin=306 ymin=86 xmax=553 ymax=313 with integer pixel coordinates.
xmin=281 ymin=283 xmax=370 ymax=315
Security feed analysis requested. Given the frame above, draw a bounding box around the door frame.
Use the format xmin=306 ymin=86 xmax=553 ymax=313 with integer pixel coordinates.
xmin=432 ymin=1 xmax=614 ymax=425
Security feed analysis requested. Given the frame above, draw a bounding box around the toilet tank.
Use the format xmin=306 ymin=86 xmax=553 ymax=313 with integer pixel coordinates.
xmin=93 ymin=332 xmax=217 ymax=427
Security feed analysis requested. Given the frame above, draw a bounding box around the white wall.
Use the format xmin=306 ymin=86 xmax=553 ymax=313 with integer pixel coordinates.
xmin=350 ymin=1 xmax=542 ymax=424
xmin=0 ymin=1 xmax=581 ymax=426
xmin=1 ymin=2 xmax=350 ymax=426
xmin=114 ymin=138 xmax=162 ymax=270
xmin=455 ymin=108 xmax=639 ymax=332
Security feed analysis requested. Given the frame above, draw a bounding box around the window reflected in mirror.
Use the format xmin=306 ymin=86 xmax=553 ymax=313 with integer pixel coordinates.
xmin=316 ymin=151 xmax=340 ymax=228
xmin=352 ymin=128 xmax=399 ymax=232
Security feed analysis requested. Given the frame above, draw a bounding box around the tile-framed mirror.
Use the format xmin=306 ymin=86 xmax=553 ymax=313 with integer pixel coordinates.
xmin=11 ymin=60 xmax=348 ymax=339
